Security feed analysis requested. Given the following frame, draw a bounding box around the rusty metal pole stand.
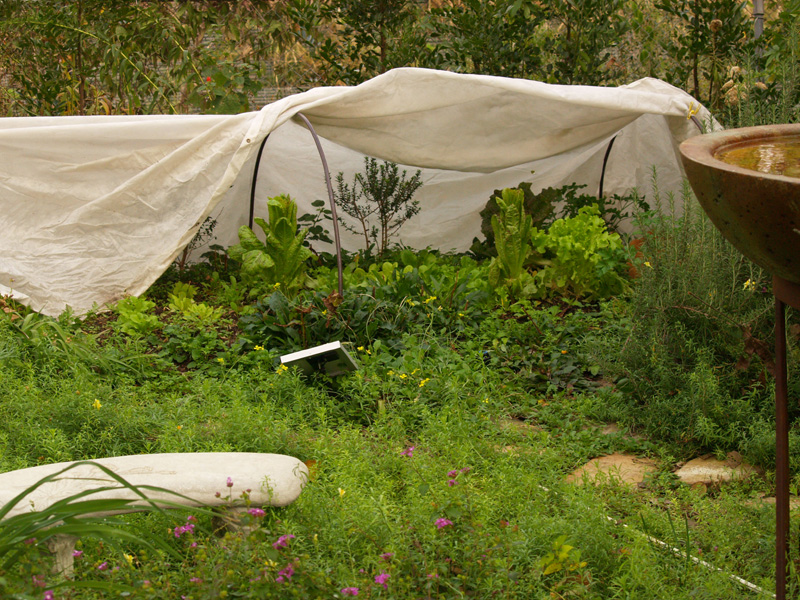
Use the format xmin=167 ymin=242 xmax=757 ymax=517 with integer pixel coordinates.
xmin=773 ymin=275 xmax=800 ymax=600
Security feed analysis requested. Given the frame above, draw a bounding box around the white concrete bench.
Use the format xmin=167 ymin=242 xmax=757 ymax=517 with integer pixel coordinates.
xmin=0 ymin=452 xmax=309 ymax=575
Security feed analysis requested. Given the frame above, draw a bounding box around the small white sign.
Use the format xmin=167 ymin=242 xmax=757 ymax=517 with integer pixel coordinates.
xmin=279 ymin=341 xmax=358 ymax=376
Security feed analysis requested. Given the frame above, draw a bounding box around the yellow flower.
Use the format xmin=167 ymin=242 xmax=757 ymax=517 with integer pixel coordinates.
xmin=419 ymin=378 xmax=430 ymax=388
xmin=743 ymin=279 xmax=757 ymax=291
xmin=423 ymin=295 xmax=437 ymax=304
xmin=644 ymin=261 xmax=652 ymax=268
xmin=254 ymin=345 xmax=264 ymax=351
xmin=407 ymin=300 xmax=418 ymax=307
xmin=357 ymin=346 xmax=365 ymax=351
xmin=124 ymin=553 xmax=134 ymax=566
xmin=176 ymin=425 xmax=182 ymax=431
xmin=399 ymin=374 xmax=408 ymax=380
xmin=321 ymin=309 xmax=327 ymax=316
xmin=276 ymin=364 xmax=289 ymax=373
xmin=92 ymin=399 xmax=102 ymax=409
xmin=338 ymin=487 xmax=346 ymax=498
xmin=686 ymin=102 xmax=700 ymax=120
xmin=387 ymin=370 xmax=395 ymax=376
xmin=217 ymin=357 xmax=225 ymax=364
xmin=458 ymin=312 xmax=465 ymax=317
xmin=561 ymin=350 xmax=567 ymax=354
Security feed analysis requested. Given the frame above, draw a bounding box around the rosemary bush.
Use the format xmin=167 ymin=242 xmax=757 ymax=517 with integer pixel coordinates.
xmin=593 ymin=177 xmax=788 ymax=460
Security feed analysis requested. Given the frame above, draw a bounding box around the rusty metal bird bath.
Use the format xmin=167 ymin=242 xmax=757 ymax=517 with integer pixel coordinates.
xmin=680 ymin=123 xmax=800 ymax=600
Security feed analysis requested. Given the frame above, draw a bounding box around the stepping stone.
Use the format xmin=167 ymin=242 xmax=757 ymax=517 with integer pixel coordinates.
xmin=497 ymin=417 xmax=540 ymax=434
xmin=674 ymin=451 xmax=762 ymax=487
xmin=565 ymin=453 xmax=658 ymax=487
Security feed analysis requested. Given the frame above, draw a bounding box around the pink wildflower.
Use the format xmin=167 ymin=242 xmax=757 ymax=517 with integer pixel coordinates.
xmin=340 ymin=587 xmax=359 ymax=596
xmin=400 ymin=446 xmax=415 ymax=457
xmin=374 ymin=572 xmax=390 ymax=589
xmin=380 ymin=552 xmax=394 ymax=561
xmin=32 ymin=575 xmax=46 ymax=588
xmin=174 ymin=522 xmax=195 ymax=538
xmin=448 ymin=479 xmax=458 ymax=487
xmin=435 ymin=518 xmax=453 ymax=529
xmin=272 ymin=534 xmax=296 ymax=550
xmin=44 ymin=592 xmax=54 ymax=600
xmin=447 ymin=470 xmax=458 ymax=477
xmin=460 ymin=467 xmax=471 ymax=473
xmin=275 ymin=564 xmax=295 ymax=583
xmin=226 ymin=477 xmax=233 ymax=488
xmin=97 ymin=562 xmax=108 ymax=571
xmin=427 ymin=573 xmax=439 ymax=579
xmin=72 ymin=550 xmax=83 ymax=558
xmin=248 ymin=507 xmax=266 ymax=518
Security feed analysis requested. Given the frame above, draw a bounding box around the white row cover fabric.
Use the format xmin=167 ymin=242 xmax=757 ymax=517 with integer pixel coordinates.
xmin=0 ymin=68 xmax=713 ymax=316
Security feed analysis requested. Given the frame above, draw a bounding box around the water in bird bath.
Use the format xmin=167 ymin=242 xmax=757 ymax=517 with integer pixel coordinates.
xmin=715 ymin=136 xmax=800 ymax=178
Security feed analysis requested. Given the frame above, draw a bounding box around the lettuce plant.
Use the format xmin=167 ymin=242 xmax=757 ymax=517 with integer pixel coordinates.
xmin=229 ymin=194 xmax=313 ymax=298
xmin=531 ymin=205 xmax=628 ymax=300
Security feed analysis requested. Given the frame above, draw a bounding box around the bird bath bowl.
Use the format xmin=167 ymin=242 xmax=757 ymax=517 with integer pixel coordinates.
xmin=679 ymin=123 xmax=800 ymax=282
xmin=680 ymin=124 xmax=800 ymax=600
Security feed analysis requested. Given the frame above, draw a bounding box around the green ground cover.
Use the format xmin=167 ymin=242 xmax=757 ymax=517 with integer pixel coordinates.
xmin=0 ymin=180 xmax=795 ymax=598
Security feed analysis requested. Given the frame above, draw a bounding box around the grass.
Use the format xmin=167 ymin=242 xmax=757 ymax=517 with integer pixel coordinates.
xmin=0 ymin=256 xmax=790 ymax=598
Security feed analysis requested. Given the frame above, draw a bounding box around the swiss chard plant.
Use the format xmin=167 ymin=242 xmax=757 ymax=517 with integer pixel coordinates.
xmin=229 ymin=194 xmax=313 ymax=298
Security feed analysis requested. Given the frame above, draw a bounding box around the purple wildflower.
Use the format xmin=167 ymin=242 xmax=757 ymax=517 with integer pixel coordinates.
xmin=44 ymin=591 xmax=54 ymax=600
xmin=190 ymin=577 xmax=202 ymax=583
xmin=226 ymin=477 xmax=233 ymax=488
xmin=272 ymin=534 xmax=296 ymax=550
xmin=435 ymin=518 xmax=453 ymax=529
xmin=72 ymin=550 xmax=83 ymax=558
xmin=97 ymin=562 xmax=108 ymax=571
xmin=447 ymin=479 xmax=458 ymax=487
xmin=380 ymin=552 xmax=394 ymax=561
xmin=275 ymin=564 xmax=295 ymax=583
xmin=427 ymin=573 xmax=439 ymax=579
xmin=400 ymin=446 xmax=415 ymax=457
xmin=248 ymin=507 xmax=266 ymax=518
xmin=174 ymin=522 xmax=196 ymax=538
xmin=340 ymin=588 xmax=359 ymax=596
xmin=447 ymin=470 xmax=458 ymax=477
xmin=460 ymin=467 xmax=471 ymax=474
xmin=374 ymin=573 xmax=390 ymax=589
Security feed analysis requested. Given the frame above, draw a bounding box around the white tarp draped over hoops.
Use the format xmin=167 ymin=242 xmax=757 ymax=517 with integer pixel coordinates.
xmin=0 ymin=68 xmax=713 ymax=316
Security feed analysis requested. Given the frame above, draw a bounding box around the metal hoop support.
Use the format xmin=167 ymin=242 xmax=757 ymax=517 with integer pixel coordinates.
xmin=598 ymin=135 xmax=617 ymax=199
xmin=247 ymin=114 xmax=345 ymax=297
xmin=249 ymin=134 xmax=270 ymax=230
xmin=295 ymin=112 xmax=344 ymax=298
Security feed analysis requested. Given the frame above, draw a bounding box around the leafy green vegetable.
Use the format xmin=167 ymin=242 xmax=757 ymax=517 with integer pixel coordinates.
xmin=488 ymin=188 xmax=538 ymax=296
xmin=531 ymin=205 xmax=628 ymax=300
xmin=229 ymin=194 xmax=314 ymax=297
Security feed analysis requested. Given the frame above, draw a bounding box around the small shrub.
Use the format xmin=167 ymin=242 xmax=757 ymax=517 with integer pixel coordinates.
xmin=334 ymin=157 xmax=423 ymax=256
